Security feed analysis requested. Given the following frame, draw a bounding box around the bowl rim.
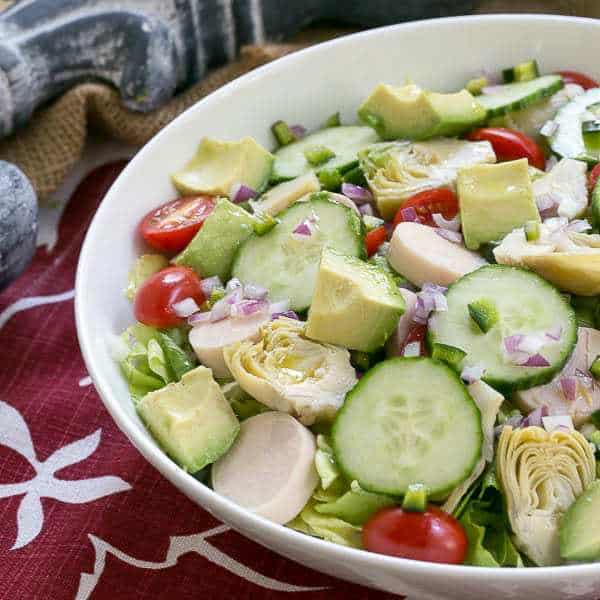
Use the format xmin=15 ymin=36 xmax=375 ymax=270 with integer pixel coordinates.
xmin=76 ymin=13 xmax=600 ymax=578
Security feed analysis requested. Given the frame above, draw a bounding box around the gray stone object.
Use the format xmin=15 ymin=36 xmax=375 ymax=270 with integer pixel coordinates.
xmin=0 ymin=160 xmax=37 ymax=290
xmin=0 ymin=0 xmax=474 ymax=139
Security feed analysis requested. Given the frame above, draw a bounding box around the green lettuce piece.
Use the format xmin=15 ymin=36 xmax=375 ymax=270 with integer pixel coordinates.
xmin=314 ymin=435 xmax=341 ymax=490
xmin=125 ymin=254 xmax=168 ymax=300
xmin=458 ymin=468 xmax=524 ymax=567
xmin=220 ymin=381 xmax=270 ymax=421
xmin=147 ymin=338 xmax=172 ymax=383
xmin=156 ymin=331 xmax=196 ymax=380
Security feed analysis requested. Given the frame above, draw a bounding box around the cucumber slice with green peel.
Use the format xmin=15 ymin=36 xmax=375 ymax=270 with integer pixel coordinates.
xmin=547 ymin=88 xmax=600 ymax=164
xmin=502 ymin=60 xmax=540 ymax=84
xmin=468 ymin=299 xmax=498 ymax=333
xmin=524 ymin=220 xmax=540 ymax=242
xmin=332 ymin=357 xmax=483 ymax=498
xmin=271 ymin=126 xmax=379 ymax=182
xmin=232 ymin=193 xmax=365 ymax=311
xmin=428 ymin=265 xmax=577 ymax=393
xmin=478 ymin=75 xmax=563 ymax=117
xmin=582 ymin=120 xmax=600 ymax=156
xmin=592 ymin=180 xmax=600 ymax=231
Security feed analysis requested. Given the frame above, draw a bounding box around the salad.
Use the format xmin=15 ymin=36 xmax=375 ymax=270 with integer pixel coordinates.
xmin=117 ymin=60 xmax=600 ymax=567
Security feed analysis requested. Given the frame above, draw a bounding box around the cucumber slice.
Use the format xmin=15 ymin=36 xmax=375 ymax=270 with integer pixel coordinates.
xmin=478 ymin=75 xmax=563 ymax=117
xmin=272 ymin=126 xmax=379 ymax=182
xmin=332 ymin=357 xmax=482 ymax=498
xmin=428 ymin=265 xmax=577 ymax=393
xmin=502 ymin=60 xmax=540 ymax=84
xmin=592 ymin=179 xmax=600 ymax=231
xmin=231 ymin=193 xmax=365 ymax=311
xmin=546 ymin=88 xmax=600 ymax=164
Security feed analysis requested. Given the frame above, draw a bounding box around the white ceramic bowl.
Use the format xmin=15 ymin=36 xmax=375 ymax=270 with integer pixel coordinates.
xmin=76 ymin=14 xmax=600 ymax=599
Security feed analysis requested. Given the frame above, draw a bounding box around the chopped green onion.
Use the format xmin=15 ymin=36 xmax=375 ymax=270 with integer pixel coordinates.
xmin=323 ymin=112 xmax=341 ymax=128
xmin=466 ymin=76 xmax=488 ymax=96
xmin=524 ymin=220 xmax=540 ymax=242
xmin=363 ymin=215 xmax=385 ymax=232
xmin=402 ymin=483 xmax=428 ymax=512
xmin=583 ymin=120 xmax=600 ymax=154
xmin=591 ymin=409 xmax=600 ymax=429
xmin=252 ymin=212 xmax=278 ymax=235
xmin=431 ymin=343 xmax=466 ymax=372
xmin=591 ymin=355 xmax=600 ymax=380
xmin=590 ymin=430 xmax=600 ymax=450
xmin=468 ymin=299 xmax=499 ymax=333
xmin=350 ymin=350 xmax=371 ymax=372
xmin=317 ymin=168 xmax=342 ymax=191
xmin=271 ymin=120 xmax=297 ymax=146
xmin=342 ymin=165 xmax=367 ymax=186
xmin=304 ymin=145 xmax=336 ymax=166
xmin=502 ymin=60 xmax=539 ymax=83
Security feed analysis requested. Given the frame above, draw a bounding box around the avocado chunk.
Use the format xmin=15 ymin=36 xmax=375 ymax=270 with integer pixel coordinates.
xmin=358 ymin=82 xmax=486 ymax=141
xmin=174 ymin=198 xmax=259 ymax=280
xmin=172 ymin=136 xmax=273 ymax=196
xmin=251 ymin=172 xmax=320 ymax=216
xmin=137 ymin=365 xmax=240 ymax=473
xmin=560 ymin=480 xmax=600 ymax=561
xmin=458 ymin=158 xmax=540 ymax=250
xmin=306 ymin=248 xmax=405 ymax=352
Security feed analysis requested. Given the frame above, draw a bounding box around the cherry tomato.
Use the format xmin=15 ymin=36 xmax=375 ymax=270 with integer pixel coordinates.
xmin=399 ymin=324 xmax=428 ymax=357
xmin=363 ymin=506 xmax=468 ymax=564
xmin=365 ymin=226 xmax=387 ymax=257
xmin=589 ymin=164 xmax=600 ymax=191
xmin=139 ymin=195 xmax=216 ymax=253
xmin=393 ymin=189 xmax=459 ymax=228
xmin=557 ymin=70 xmax=599 ymax=90
xmin=134 ymin=266 xmax=204 ymax=328
xmin=465 ymin=127 xmax=545 ymax=170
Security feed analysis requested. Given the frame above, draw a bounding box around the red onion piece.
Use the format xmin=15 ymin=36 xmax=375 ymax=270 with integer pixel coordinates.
xmin=225 ymin=287 xmax=244 ymax=305
xmin=567 ymin=219 xmax=592 ymax=233
xmin=545 ymin=324 xmax=563 ymax=341
xmin=518 ymin=353 xmax=550 ymax=368
xmin=269 ymin=300 xmax=290 ymax=314
xmin=536 ymin=193 xmax=558 ymax=217
xmin=461 ymin=363 xmax=486 ymax=384
xmin=359 ymin=204 xmax=374 ymax=216
xmin=210 ymin=298 xmax=231 ymax=322
xmin=400 ymin=207 xmax=418 ymax=222
xmin=341 ymin=183 xmax=373 ymax=205
xmin=226 ymin=278 xmax=243 ymax=293
xmin=293 ymin=219 xmax=313 ymax=236
xmin=432 ymin=212 xmax=461 ymax=232
xmin=200 ymin=276 xmax=223 ymax=297
xmin=231 ymin=299 xmax=269 ymax=318
xmin=542 ymin=415 xmax=574 ymax=432
xmin=271 ymin=310 xmax=300 ymax=321
xmin=575 ymin=368 xmax=593 ymax=388
xmin=172 ymin=297 xmax=201 ymax=318
xmin=521 ymin=405 xmax=549 ymax=427
xmin=230 ymin=182 xmax=257 ymax=204
xmin=243 ymin=283 xmax=268 ymax=300
xmin=435 ymin=228 xmax=463 ymax=244
xmin=290 ymin=124 xmax=307 ymax=139
xmin=413 ymin=283 xmax=447 ymax=324
xmin=504 ymin=334 xmax=525 ymax=354
xmin=188 ymin=311 xmax=212 ymax=326
xmin=560 ymin=376 xmax=578 ymax=402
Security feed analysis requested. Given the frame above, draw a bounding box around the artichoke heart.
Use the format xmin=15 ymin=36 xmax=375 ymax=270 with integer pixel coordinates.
xmin=359 ymin=138 xmax=495 ymax=219
xmin=223 ymin=317 xmax=357 ymax=425
xmin=496 ymin=426 xmax=596 ymax=566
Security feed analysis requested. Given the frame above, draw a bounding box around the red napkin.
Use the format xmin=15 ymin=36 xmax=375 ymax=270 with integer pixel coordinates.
xmin=0 ymin=162 xmax=398 ymax=599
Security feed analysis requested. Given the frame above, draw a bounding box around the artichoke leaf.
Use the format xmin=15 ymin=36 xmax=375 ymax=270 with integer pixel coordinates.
xmin=223 ymin=317 xmax=357 ymax=425
xmin=496 ymin=426 xmax=596 ymax=566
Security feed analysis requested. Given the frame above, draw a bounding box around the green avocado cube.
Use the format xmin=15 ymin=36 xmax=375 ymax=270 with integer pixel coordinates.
xmin=306 ymin=248 xmax=405 ymax=352
xmin=358 ymin=82 xmax=486 ymax=141
xmin=458 ymin=159 xmax=540 ymax=250
xmin=174 ymin=198 xmax=259 ymax=280
xmin=137 ymin=366 xmax=239 ymax=473
xmin=172 ymin=136 xmax=273 ymax=196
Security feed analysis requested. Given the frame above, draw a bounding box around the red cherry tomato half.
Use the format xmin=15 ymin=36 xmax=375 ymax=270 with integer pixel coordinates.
xmin=557 ymin=70 xmax=599 ymax=90
xmin=465 ymin=127 xmax=545 ymax=170
xmin=363 ymin=506 xmax=468 ymax=565
xmin=365 ymin=226 xmax=387 ymax=257
xmin=139 ymin=195 xmax=216 ymax=253
xmin=399 ymin=323 xmax=428 ymax=357
xmin=134 ymin=266 xmax=204 ymax=328
xmin=589 ymin=164 xmax=600 ymax=191
xmin=393 ymin=188 xmax=459 ymax=228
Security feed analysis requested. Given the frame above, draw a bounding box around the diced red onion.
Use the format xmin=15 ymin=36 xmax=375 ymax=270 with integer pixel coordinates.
xmin=403 ymin=341 xmax=421 ymax=357
xmin=461 ymin=363 xmax=486 ymax=384
xmin=225 ymin=287 xmax=244 ymax=305
xmin=230 ymin=299 xmax=269 ymax=318
xmin=226 ymin=278 xmax=243 ymax=293
xmin=230 ymin=182 xmax=257 ymax=204
xmin=540 ymin=120 xmax=558 ymax=137
xmin=422 ymin=283 xmax=448 ymax=295
xmin=575 ymin=368 xmax=593 ymax=388
xmin=293 ymin=219 xmax=313 ymax=236
xmin=542 ymin=415 xmax=574 ymax=432
xmin=518 ymin=333 xmax=546 ymax=355
xmin=432 ymin=212 xmax=461 ymax=232
xmin=546 ymin=324 xmax=563 ymax=341
xmin=384 ymin=222 xmax=395 ymax=239
xmin=536 ymin=194 xmax=558 ymax=218
xmin=400 ymin=207 xmax=418 ymax=222
xmin=545 ymin=155 xmax=559 ymax=172
xmin=341 ymin=183 xmax=373 ymax=205
xmin=210 ymin=298 xmax=231 ymax=322
xmin=435 ymin=228 xmax=463 ymax=244
xmin=521 ymin=405 xmax=549 ymax=427
xmin=172 ymin=297 xmax=201 ymax=318
xmin=544 ymin=217 xmax=569 ymax=233
xmin=269 ymin=300 xmax=290 ymax=314
xmin=200 ymin=275 xmax=223 ymax=297
xmin=504 ymin=334 xmax=525 ymax=354
xmin=290 ymin=124 xmax=307 ymax=139
xmin=518 ymin=353 xmax=550 ymax=368
xmin=560 ymin=376 xmax=579 ymax=402
xmin=567 ymin=219 xmax=592 ymax=233
xmin=271 ymin=310 xmax=300 ymax=321
xmin=243 ymin=282 xmax=268 ymax=300
xmin=413 ymin=284 xmax=447 ymax=324
xmin=188 ymin=311 xmax=212 ymax=326
xmin=359 ymin=203 xmax=375 ymax=216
